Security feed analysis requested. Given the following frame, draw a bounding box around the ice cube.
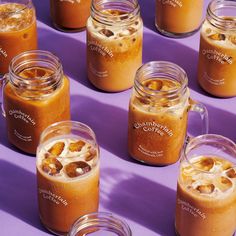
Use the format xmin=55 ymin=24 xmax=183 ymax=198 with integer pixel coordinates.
xmin=208 ymin=33 xmax=226 ymax=41
xmin=85 ymin=148 xmax=97 ymax=161
xmin=69 ymin=140 xmax=86 ymax=152
xmin=46 ymin=142 xmax=65 ymax=157
xmin=99 ymin=29 xmax=114 ymax=37
xmin=196 ymin=184 xmax=215 ymax=194
xmin=65 ymin=161 xmax=91 ymax=178
xmin=226 ymin=168 xmax=236 ymax=178
xmin=193 ymin=157 xmax=214 ymax=171
xmin=217 ymin=176 xmax=232 ymax=192
xmin=229 ymin=35 xmax=236 ymax=45
xmin=205 ymin=28 xmax=212 ymax=35
xmin=41 ymin=158 xmax=63 ymax=176
xmin=146 ymin=80 xmax=163 ymax=91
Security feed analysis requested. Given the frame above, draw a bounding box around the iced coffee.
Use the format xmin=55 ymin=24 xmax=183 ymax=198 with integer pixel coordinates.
xmin=128 ymin=61 xmax=208 ymax=166
xmin=155 ymin=0 xmax=204 ymax=37
xmin=3 ymin=51 xmax=70 ymax=154
xmin=37 ymin=121 xmax=99 ymax=235
xmin=128 ymin=78 xmax=189 ymax=165
xmin=50 ymin=0 xmax=91 ymax=32
xmin=0 ymin=1 xmax=37 ymax=75
xmin=176 ymin=155 xmax=236 ymax=236
xmin=198 ymin=17 xmax=236 ymax=97
xmin=86 ymin=0 xmax=143 ymax=92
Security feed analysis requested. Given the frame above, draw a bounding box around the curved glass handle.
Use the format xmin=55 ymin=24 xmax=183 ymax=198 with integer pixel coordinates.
xmin=189 ymin=99 xmax=209 ymax=135
xmin=0 ymin=73 xmax=8 ymax=117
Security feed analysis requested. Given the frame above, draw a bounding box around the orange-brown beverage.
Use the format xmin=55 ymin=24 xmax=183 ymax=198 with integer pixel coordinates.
xmin=155 ymin=0 xmax=203 ymax=37
xmin=128 ymin=62 xmax=208 ymax=166
xmin=37 ymin=121 xmax=100 ymax=235
xmin=86 ymin=0 xmax=143 ymax=92
xmin=2 ymin=50 xmax=70 ymax=154
xmin=175 ymin=134 xmax=236 ymax=236
xmin=50 ymin=0 xmax=91 ymax=32
xmin=0 ymin=0 xmax=37 ymax=75
xmin=197 ymin=0 xmax=236 ymax=97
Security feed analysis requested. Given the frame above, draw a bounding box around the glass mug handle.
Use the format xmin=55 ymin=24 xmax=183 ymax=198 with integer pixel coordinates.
xmin=0 ymin=73 xmax=8 ymax=117
xmin=187 ymin=98 xmax=209 ymax=138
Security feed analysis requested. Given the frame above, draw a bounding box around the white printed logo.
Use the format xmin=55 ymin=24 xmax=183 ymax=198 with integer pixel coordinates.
xmin=202 ymin=49 xmax=233 ymax=65
xmin=59 ymin=0 xmax=81 ymax=3
xmin=9 ymin=109 xmax=36 ymax=126
xmin=0 ymin=47 xmax=7 ymax=58
xmin=88 ymin=40 xmax=114 ymax=58
xmin=38 ymin=188 xmax=68 ymax=206
xmin=159 ymin=0 xmax=183 ymax=8
xmin=134 ymin=121 xmax=173 ymax=137
xmin=177 ymin=198 xmax=206 ymax=219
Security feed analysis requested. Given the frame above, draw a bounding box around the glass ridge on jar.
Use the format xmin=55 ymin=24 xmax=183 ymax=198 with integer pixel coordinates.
xmin=68 ymin=212 xmax=132 ymax=236
xmin=128 ymin=61 xmax=208 ymax=166
xmin=1 ymin=50 xmax=70 ymax=154
xmin=155 ymin=0 xmax=204 ymax=38
xmin=197 ymin=0 xmax=236 ymax=97
xmin=87 ymin=0 xmax=143 ymax=92
xmin=0 ymin=0 xmax=37 ymax=75
xmin=50 ymin=0 xmax=91 ymax=32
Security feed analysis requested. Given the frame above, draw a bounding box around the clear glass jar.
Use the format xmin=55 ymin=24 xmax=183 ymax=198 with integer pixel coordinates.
xmin=50 ymin=0 xmax=91 ymax=32
xmin=68 ymin=212 xmax=131 ymax=236
xmin=175 ymin=134 xmax=236 ymax=236
xmin=0 ymin=50 xmax=70 ymax=154
xmin=128 ymin=61 xmax=209 ymax=166
xmin=198 ymin=0 xmax=236 ymax=97
xmin=37 ymin=121 xmax=100 ymax=236
xmin=0 ymin=0 xmax=37 ymax=75
xmin=155 ymin=0 xmax=204 ymax=38
xmin=86 ymin=0 xmax=143 ymax=92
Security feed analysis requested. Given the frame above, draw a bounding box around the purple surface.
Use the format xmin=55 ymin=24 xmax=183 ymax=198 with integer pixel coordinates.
xmin=0 ymin=0 xmax=236 ymax=235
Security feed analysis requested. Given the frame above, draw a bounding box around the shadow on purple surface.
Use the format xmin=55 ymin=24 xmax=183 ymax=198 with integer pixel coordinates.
xmin=70 ymin=95 xmax=136 ymax=162
xmin=37 ymin=27 xmax=93 ymax=88
xmin=0 ymin=160 xmax=49 ymax=234
xmin=139 ymin=0 xmax=156 ymax=32
xmin=100 ymin=168 xmax=176 ymax=236
xmin=143 ymin=32 xmax=204 ymax=94
xmin=33 ymin=0 xmax=51 ymax=27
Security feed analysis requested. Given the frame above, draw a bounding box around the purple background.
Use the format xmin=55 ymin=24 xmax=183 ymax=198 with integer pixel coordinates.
xmin=0 ymin=0 xmax=236 ymax=235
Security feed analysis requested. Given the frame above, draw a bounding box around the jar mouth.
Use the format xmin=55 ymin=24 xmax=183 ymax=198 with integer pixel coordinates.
xmin=39 ymin=120 xmax=98 ymax=149
xmin=9 ymin=50 xmax=63 ymax=99
xmin=91 ymin=0 xmax=140 ymax=26
xmin=183 ymin=134 xmax=236 ymax=174
xmin=69 ymin=212 xmax=132 ymax=236
xmin=207 ymin=0 xmax=236 ymax=31
xmin=134 ymin=61 xmax=188 ymax=101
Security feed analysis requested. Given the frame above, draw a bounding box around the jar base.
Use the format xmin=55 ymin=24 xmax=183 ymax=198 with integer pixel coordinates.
xmin=129 ymin=154 xmax=178 ymax=166
xmin=155 ymin=23 xmax=201 ymax=38
xmin=52 ymin=22 xmax=86 ymax=33
xmin=40 ymin=216 xmax=68 ymax=236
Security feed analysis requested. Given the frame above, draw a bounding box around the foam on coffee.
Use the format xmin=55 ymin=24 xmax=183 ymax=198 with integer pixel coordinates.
xmin=202 ymin=20 xmax=236 ymax=48
xmin=37 ymin=137 xmax=98 ymax=182
xmin=0 ymin=3 xmax=34 ymax=32
xmin=87 ymin=10 xmax=142 ymax=52
xmin=181 ymin=156 xmax=236 ymax=198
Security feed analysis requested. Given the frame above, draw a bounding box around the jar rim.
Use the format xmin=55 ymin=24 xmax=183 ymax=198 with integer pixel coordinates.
xmin=68 ymin=212 xmax=132 ymax=236
xmin=8 ymin=50 xmax=63 ymax=99
xmin=183 ymin=134 xmax=236 ymax=174
xmin=134 ymin=61 xmax=188 ymax=100
xmin=207 ymin=0 xmax=236 ymax=31
xmin=91 ymin=0 xmax=140 ymax=26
